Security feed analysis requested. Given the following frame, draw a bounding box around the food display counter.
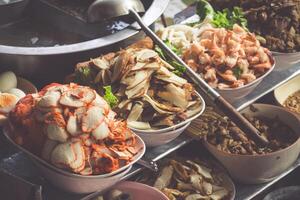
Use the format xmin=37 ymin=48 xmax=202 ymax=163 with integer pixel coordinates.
xmin=0 ymin=0 xmax=299 ymax=200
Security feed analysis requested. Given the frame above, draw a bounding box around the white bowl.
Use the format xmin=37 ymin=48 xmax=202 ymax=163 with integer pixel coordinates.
xmin=35 ymin=161 xmax=132 ymax=194
xmin=3 ymin=127 xmax=146 ymax=193
xmin=204 ymin=104 xmax=300 ymax=184
xmin=217 ymin=59 xmax=275 ymax=103
xmin=274 ymin=74 xmax=300 ymax=115
xmin=129 ymin=92 xmax=205 ymax=147
xmin=129 ymin=92 xmax=205 ymax=134
xmin=134 ymin=122 xmax=191 ymax=147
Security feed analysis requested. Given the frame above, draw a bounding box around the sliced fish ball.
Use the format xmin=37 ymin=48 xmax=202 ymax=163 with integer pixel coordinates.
xmin=74 ymin=107 xmax=87 ymax=122
xmin=0 ymin=93 xmax=18 ymax=113
xmin=59 ymin=92 xmax=84 ymax=108
xmin=46 ymin=124 xmax=69 ymax=142
xmin=92 ymin=122 xmax=110 ymax=140
xmin=92 ymin=94 xmax=109 ymax=109
xmin=0 ymin=71 xmax=17 ymax=92
xmin=66 ymin=115 xmax=81 ymax=136
xmin=51 ymin=142 xmax=76 ymax=169
xmin=82 ymin=106 xmax=104 ymax=132
xmin=60 ymin=87 xmax=96 ymax=107
xmin=78 ymin=87 xmax=96 ymax=104
xmin=37 ymin=90 xmax=61 ymax=108
xmin=69 ymin=142 xmax=85 ymax=172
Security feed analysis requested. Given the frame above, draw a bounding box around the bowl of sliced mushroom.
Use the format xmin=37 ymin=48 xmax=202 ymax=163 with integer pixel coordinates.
xmin=72 ymin=38 xmax=205 ymax=147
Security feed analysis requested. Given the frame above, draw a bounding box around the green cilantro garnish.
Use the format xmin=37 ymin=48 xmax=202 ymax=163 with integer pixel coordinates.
xmin=212 ymin=7 xmax=248 ymax=30
xmin=154 ymin=41 xmax=186 ymax=77
xmin=103 ymin=86 xmax=119 ymax=108
xmin=171 ymin=61 xmax=186 ymax=76
xmin=194 ymin=0 xmax=248 ymax=30
xmin=155 ymin=45 xmax=167 ymax=60
xmin=165 ymin=39 xmax=182 ymax=56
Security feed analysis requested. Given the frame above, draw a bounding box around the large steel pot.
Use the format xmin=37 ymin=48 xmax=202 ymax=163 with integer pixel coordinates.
xmin=0 ymin=0 xmax=169 ymax=86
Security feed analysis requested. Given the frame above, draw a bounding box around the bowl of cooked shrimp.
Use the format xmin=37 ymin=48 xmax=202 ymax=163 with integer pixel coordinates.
xmin=157 ymin=23 xmax=275 ymax=103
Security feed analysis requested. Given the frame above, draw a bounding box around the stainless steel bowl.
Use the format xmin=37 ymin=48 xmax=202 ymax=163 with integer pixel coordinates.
xmin=0 ymin=0 xmax=169 ymax=86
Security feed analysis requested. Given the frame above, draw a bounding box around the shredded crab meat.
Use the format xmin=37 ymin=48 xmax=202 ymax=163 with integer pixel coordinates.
xmin=9 ymin=83 xmax=139 ymax=175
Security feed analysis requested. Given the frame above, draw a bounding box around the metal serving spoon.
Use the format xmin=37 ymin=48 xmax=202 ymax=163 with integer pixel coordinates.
xmin=87 ymin=0 xmax=268 ymax=145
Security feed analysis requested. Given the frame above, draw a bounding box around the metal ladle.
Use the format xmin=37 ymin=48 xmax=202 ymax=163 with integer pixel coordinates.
xmin=87 ymin=0 xmax=268 ymax=145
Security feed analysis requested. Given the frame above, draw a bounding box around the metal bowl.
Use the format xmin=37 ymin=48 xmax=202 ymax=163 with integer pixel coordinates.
xmin=0 ymin=0 xmax=169 ymax=86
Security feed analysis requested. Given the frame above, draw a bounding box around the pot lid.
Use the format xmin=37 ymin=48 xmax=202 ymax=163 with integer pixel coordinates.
xmin=0 ymin=0 xmax=169 ymax=55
